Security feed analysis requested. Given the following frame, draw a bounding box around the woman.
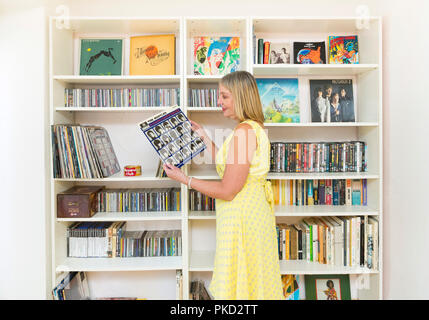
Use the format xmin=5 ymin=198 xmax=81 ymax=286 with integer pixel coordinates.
xmin=163 ymin=71 xmax=284 ymax=300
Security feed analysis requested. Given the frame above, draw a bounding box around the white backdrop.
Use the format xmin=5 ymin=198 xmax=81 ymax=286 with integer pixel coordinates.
xmin=1 ymin=0 xmax=428 ymax=299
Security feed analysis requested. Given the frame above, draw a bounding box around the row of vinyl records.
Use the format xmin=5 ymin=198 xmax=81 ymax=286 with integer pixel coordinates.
xmin=189 ymin=88 xmax=219 ymax=108
xmin=97 ymin=188 xmax=181 ymax=213
xmin=270 ymin=141 xmax=367 ymax=173
xmin=271 ymin=179 xmax=367 ymax=206
xmin=64 ymin=88 xmax=180 ymax=108
xmin=190 ymin=280 xmax=212 ymax=300
xmin=276 ymin=216 xmax=379 ymax=269
xmin=67 ymin=222 xmax=182 ymax=258
xmin=51 ymin=125 xmax=120 ymax=179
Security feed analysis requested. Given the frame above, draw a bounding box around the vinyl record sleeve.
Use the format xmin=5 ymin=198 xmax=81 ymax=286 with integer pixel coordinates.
xmin=138 ymin=106 xmax=206 ymax=168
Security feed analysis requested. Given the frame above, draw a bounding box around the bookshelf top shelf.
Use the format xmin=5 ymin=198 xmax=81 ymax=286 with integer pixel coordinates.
xmin=252 ymin=64 xmax=379 ymax=76
xmin=53 ymin=75 xmax=181 ymax=84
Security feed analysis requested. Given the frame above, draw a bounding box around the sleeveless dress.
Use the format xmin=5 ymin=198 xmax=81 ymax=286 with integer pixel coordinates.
xmin=208 ymin=119 xmax=284 ymax=300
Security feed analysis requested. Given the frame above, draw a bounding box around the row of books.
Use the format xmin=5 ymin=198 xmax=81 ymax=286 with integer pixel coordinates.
xmin=64 ymin=88 xmax=180 ymax=108
xmin=255 ymin=36 xmax=359 ymax=65
xmin=271 ymin=179 xmax=367 ymax=206
xmin=52 ymin=272 xmax=90 ymax=300
xmin=51 ymin=125 xmax=120 ymax=178
xmin=67 ymin=222 xmax=182 ymax=258
xmin=270 ymin=141 xmax=367 ymax=173
xmin=189 ymin=190 xmax=216 ymax=211
xmin=190 ymin=280 xmax=212 ymax=300
xmin=97 ymin=188 xmax=181 ymax=213
xmin=188 ymin=88 xmax=219 ymax=108
xmin=276 ymin=216 xmax=379 ymax=269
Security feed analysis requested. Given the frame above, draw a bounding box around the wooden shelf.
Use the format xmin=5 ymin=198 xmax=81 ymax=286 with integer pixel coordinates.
xmin=189 ymin=251 xmax=378 ymax=274
xmin=57 ymin=211 xmax=182 ymax=222
xmin=53 ymin=75 xmax=181 ymax=84
xmin=56 ymin=256 xmax=183 ymax=272
xmin=252 ymin=64 xmax=379 ymax=76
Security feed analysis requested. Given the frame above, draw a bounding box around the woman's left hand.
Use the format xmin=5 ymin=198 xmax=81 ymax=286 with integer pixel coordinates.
xmin=163 ymin=163 xmax=188 ymax=185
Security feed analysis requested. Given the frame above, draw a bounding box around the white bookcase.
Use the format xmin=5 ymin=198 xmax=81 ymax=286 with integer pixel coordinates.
xmin=49 ymin=16 xmax=382 ymax=300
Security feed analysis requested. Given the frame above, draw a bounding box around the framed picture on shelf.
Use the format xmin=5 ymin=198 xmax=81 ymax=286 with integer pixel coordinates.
xmin=79 ymin=38 xmax=124 ymax=76
xmin=256 ymin=78 xmax=300 ymax=123
xmin=304 ymin=274 xmax=351 ymax=300
xmin=193 ymin=36 xmax=240 ymax=75
xmin=309 ymin=79 xmax=356 ymax=123
xmin=129 ymin=34 xmax=176 ymax=75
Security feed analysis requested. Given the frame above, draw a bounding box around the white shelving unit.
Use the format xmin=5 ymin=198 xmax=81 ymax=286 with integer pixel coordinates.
xmin=49 ymin=16 xmax=382 ymax=300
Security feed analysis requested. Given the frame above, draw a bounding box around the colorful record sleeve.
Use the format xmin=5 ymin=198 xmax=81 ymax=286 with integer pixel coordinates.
xmin=139 ymin=106 xmax=207 ymax=168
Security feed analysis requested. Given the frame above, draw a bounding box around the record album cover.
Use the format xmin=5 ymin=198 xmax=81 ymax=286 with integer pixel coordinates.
xmin=139 ymin=106 xmax=206 ymax=168
xmin=293 ymin=41 xmax=326 ymax=64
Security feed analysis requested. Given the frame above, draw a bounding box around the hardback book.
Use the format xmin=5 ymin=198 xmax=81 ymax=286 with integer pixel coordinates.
xmin=193 ymin=36 xmax=240 ymax=75
xmin=138 ymin=106 xmax=206 ymax=168
xmin=257 ymin=38 xmax=264 ymax=64
xmin=263 ymin=41 xmax=270 ymax=64
xmin=269 ymin=42 xmax=291 ymax=64
xmin=328 ymin=35 xmax=359 ymax=64
xmin=293 ymin=41 xmax=326 ymax=64
xmin=79 ymin=38 xmax=123 ymax=76
xmin=256 ymin=78 xmax=300 ymax=123
xmin=129 ymin=34 xmax=176 ymax=75
xmin=309 ymin=79 xmax=355 ymax=123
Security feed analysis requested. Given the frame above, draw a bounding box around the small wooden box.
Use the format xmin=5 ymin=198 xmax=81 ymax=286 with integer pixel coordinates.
xmin=57 ymin=186 xmax=105 ymax=218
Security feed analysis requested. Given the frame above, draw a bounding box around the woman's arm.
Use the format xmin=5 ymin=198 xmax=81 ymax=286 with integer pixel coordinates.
xmin=163 ymin=122 xmax=257 ymax=201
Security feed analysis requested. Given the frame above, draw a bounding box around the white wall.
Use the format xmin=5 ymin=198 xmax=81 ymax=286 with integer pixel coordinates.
xmin=1 ymin=0 xmax=428 ymax=299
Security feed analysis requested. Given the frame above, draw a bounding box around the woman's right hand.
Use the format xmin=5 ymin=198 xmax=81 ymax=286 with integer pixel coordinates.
xmin=189 ymin=120 xmax=208 ymax=140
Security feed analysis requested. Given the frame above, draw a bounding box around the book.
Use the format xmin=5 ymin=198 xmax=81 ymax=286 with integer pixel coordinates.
xmin=129 ymin=34 xmax=175 ymax=75
xmin=269 ymin=42 xmax=291 ymax=64
xmin=328 ymin=35 xmax=359 ymax=64
xmin=293 ymin=41 xmax=326 ymax=64
xmin=193 ymin=36 xmax=240 ymax=75
xmin=138 ymin=106 xmax=206 ymax=168
xmin=79 ymin=38 xmax=123 ymax=76
xmin=256 ymin=78 xmax=300 ymax=123
xmin=263 ymin=41 xmax=270 ymax=64
xmin=257 ymin=39 xmax=264 ymax=64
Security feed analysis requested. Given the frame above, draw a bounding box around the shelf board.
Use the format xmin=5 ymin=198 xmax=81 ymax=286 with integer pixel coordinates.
xmin=53 ymin=75 xmax=181 ymax=84
xmin=189 ymin=251 xmax=378 ymax=274
xmin=56 ymin=256 xmax=182 ymax=272
xmin=186 ymin=75 xmax=223 ymax=83
xmin=188 ymin=168 xmax=379 ymax=180
xmin=188 ymin=211 xmax=216 ymax=219
xmin=252 ymin=64 xmax=379 ymax=76
xmin=189 ymin=207 xmax=378 ymax=219
xmin=57 ymin=211 xmax=182 ymax=222
xmin=56 ymin=107 xmax=179 ymax=112
xmin=53 ymin=172 xmax=173 ymax=182
xmin=186 ymin=107 xmax=222 ymax=112
xmin=274 ymin=205 xmax=378 ymax=217
xmin=264 ymin=122 xmax=379 ymax=127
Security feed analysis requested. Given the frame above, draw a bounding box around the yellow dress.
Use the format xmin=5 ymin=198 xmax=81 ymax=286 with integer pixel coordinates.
xmin=208 ymin=119 xmax=284 ymax=300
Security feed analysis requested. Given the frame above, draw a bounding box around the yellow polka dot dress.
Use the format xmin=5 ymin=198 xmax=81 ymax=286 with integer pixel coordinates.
xmin=208 ymin=119 xmax=284 ymax=300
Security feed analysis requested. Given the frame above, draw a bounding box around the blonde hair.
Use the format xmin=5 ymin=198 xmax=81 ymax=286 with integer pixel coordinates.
xmin=220 ymin=71 xmax=264 ymax=124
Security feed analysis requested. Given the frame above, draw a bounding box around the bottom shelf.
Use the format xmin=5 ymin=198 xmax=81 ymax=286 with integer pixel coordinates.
xmin=189 ymin=251 xmax=378 ymax=275
xmin=56 ymin=256 xmax=183 ymax=272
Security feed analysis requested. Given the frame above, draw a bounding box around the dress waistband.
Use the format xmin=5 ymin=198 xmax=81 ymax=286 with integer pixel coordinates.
xmin=245 ymin=175 xmax=274 ymax=213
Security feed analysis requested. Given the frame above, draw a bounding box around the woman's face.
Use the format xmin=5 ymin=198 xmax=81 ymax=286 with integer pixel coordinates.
xmin=218 ymin=84 xmax=237 ymax=120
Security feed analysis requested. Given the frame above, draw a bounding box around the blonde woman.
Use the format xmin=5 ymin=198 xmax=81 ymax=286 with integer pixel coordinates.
xmin=163 ymin=71 xmax=284 ymax=300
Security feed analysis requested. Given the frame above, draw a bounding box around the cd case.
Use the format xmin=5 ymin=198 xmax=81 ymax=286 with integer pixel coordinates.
xmin=138 ymin=106 xmax=206 ymax=168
